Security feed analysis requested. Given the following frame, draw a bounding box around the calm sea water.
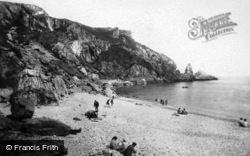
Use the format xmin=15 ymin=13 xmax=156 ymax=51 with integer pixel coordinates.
xmin=117 ymin=77 xmax=250 ymax=119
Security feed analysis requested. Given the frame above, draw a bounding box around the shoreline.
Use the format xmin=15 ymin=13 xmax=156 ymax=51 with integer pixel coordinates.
xmin=119 ymin=96 xmax=240 ymax=123
xmin=115 ymin=77 xmax=250 ymax=121
xmin=0 ymin=92 xmax=249 ymax=156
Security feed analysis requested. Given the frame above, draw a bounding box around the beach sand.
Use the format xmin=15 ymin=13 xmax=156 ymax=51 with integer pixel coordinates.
xmin=1 ymin=92 xmax=249 ymax=156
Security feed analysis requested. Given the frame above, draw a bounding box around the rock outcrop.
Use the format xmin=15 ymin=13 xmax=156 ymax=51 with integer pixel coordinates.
xmin=9 ymin=88 xmax=61 ymax=119
xmin=185 ymin=64 xmax=193 ymax=75
xmin=184 ymin=64 xmax=195 ymax=81
xmin=177 ymin=64 xmax=217 ymax=81
xmin=194 ymin=70 xmax=218 ymax=81
xmin=10 ymin=89 xmax=36 ymax=120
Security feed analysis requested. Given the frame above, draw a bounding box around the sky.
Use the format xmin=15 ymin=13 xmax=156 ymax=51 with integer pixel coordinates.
xmin=2 ymin=0 xmax=250 ymax=76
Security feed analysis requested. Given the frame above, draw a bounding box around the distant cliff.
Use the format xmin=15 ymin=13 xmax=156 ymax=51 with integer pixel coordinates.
xmin=0 ymin=2 xmax=217 ymax=99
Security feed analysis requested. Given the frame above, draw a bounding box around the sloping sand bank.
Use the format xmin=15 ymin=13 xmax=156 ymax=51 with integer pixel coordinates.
xmin=1 ymin=92 xmax=249 ymax=156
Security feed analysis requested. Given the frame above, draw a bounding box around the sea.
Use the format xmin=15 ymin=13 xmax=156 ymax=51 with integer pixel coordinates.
xmin=116 ymin=77 xmax=250 ymax=120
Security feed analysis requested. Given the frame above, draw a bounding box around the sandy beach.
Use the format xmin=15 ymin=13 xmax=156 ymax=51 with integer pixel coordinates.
xmin=1 ymin=92 xmax=249 ymax=156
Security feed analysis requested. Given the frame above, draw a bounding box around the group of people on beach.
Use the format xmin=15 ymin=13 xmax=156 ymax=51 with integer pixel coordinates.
xmin=84 ymin=96 xmax=115 ymax=120
xmin=109 ymin=136 xmax=137 ymax=156
xmin=155 ymin=98 xmax=168 ymax=105
xmin=84 ymin=100 xmax=100 ymax=120
xmin=177 ymin=108 xmax=188 ymax=115
xmin=106 ymin=96 xmax=115 ymax=107
xmin=85 ymin=97 xmax=138 ymax=155
xmin=238 ymin=118 xmax=248 ymax=127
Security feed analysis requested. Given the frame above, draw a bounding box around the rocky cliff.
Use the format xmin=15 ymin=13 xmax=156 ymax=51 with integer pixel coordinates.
xmin=0 ymin=1 xmax=180 ymax=92
xmin=0 ymin=2 xmax=217 ymax=108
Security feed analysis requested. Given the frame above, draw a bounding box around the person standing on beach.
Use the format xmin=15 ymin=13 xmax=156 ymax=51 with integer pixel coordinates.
xmin=160 ymin=99 xmax=164 ymax=105
xmin=165 ymin=99 xmax=168 ymax=105
xmin=122 ymin=142 xmax=137 ymax=156
xmin=111 ymin=96 xmax=115 ymax=106
xmin=94 ymin=100 xmax=99 ymax=112
xmin=106 ymin=98 xmax=110 ymax=106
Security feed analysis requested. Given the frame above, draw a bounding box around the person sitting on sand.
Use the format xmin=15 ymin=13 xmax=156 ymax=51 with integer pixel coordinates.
xmin=240 ymin=118 xmax=248 ymax=127
xmin=243 ymin=119 xmax=248 ymax=127
xmin=238 ymin=118 xmax=248 ymax=127
xmin=122 ymin=142 xmax=137 ymax=156
xmin=94 ymin=100 xmax=99 ymax=112
xmin=238 ymin=118 xmax=244 ymax=127
xmin=110 ymin=136 xmax=119 ymax=150
xmin=181 ymin=108 xmax=188 ymax=115
xmin=85 ymin=110 xmax=98 ymax=120
xmin=118 ymin=139 xmax=127 ymax=152
xmin=177 ymin=108 xmax=182 ymax=114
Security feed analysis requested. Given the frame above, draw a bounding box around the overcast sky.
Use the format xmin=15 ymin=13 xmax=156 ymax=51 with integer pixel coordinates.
xmin=3 ymin=0 xmax=250 ymax=76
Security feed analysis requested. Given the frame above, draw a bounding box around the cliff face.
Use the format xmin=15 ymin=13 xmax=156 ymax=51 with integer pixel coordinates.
xmin=0 ymin=1 xmax=181 ymax=91
xmin=0 ymin=2 xmax=217 ymax=97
